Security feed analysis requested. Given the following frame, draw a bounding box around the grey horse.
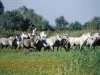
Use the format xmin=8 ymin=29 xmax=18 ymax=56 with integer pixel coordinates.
xmin=0 ymin=36 xmax=16 ymax=49
xmin=20 ymin=35 xmax=43 ymax=51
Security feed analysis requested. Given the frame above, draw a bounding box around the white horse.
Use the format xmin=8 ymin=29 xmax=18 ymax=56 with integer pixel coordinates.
xmin=0 ymin=36 xmax=16 ymax=49
xmin=20 ymin=32 xmax=29 ymax=40
xmin=15 ymin=32 xmax=29 ymax=48
xmin=86 ymin=33 xmax=100 ymax=49
xmin=28 ymin=33 xmax=33 ymax=39
xmin=42 ymin=35 xmax=62 ymax=51
xmin=40 ymin=31 xmax=47 ymax=38
xmin=68 ymin=32 xmax=91 ymax=49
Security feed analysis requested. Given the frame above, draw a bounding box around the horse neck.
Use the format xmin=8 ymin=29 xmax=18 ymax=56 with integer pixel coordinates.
xmin=84 ymin=35 xmax=89 ymax=40
xmin=54 ymin=36 xmax=60 ymax=42
xmin=81 ymin=34 xmax=86 ymax=37
xmin=8 ymin=37 xmax=15 ymax=41
xmin=92 ymin=33 xmax=99 ymax=40
xmin=40 ymin=32 xmax=46 ymax=38
xmin=47 ymin=36 xmax=56 ymax=43
xmin=90 ymin=35 xmax=97 ymax=42
xmin=81 ymin=34 xmax=91 ymax=40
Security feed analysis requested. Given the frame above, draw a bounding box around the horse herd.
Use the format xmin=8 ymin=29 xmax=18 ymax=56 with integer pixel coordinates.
xmin=0 ymin=31 xmax=100 ymax=52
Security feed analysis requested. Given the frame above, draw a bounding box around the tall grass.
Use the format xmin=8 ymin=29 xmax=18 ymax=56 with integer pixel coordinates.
xmin=46 ymin=29 xmax=100 ymax=37
xmin=0 ymin=47 xmax=100 ymax=75
xmin=0 ymin=28 xmax=100 ymax=37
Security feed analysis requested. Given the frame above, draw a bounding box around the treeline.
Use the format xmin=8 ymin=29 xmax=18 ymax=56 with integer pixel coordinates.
xmin=0 ymin=1 xmax=100 ymax=32
xmin=0 ymin=5 xmax=53 ymax=31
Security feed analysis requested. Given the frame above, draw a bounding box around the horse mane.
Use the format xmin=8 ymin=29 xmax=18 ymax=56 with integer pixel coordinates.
xmin=81 ymin=32 xmax=91 ymax=37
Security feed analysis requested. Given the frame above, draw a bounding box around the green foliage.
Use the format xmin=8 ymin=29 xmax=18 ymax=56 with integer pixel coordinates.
xmin=0 ymin=10 xmax=30 ymax=31
xmin=0 ymin=4 xmax=100 ymax=32
xmin=0 ymin=28 xmax=21 ymax=37
xmin=55 ymin=16 xmax=69 ymax=30
xmin=69 ymin=21 xmax=82 ymax=30
xmin=16 ymin=6 xmax=52 ymax=31
xmin=0 ymin=4 xmax=100 ymax=33
xmin=0 ymin=6 xmax=52 ymax=31
xmin=84 ymin=16 xmax=100 ymax=30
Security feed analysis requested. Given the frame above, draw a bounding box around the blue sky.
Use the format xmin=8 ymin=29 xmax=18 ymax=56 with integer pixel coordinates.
xmin=2 ymin=0 xmax=100 ymax=25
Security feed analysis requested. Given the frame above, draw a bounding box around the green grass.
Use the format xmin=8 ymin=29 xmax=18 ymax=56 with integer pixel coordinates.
xmin=0 ymin=47 xmax=100 ymax=75
xmin=0 ymin=27 xmax=100 ymax=75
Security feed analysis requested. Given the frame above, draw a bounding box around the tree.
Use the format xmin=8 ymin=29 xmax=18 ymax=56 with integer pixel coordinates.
xmin=0 ymin=0 xmax=4 ymax=15
xmin=55 ymin=16 xmax=68 ymax=29
xmin=84 ymin=16 xmax=100 ymax=30
xmin=0 ymin=10 xmax=30 ymax=31
xmin=69 ymin=21 xmax=82 ymax=30
xmin=83 ymin=21 xmax=91 ymax=29
xmin=91 ymin=16 xmax=100 ymax=30
xmin=17 ymin=6 xmax=50 ymax=31
xmin=0 ymin=6 xmax=51 ymax=31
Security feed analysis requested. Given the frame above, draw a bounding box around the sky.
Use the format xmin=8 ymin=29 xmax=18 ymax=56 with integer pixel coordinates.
xmin=1 ymin=0 xmax=100 ymax=25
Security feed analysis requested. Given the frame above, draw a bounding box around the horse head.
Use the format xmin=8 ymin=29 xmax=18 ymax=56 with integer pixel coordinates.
xmin=40 ymin=31 xmax=47 ymax=38
xmin=21 ymin=32 xmax=29 ymax=39
xmin=92 ymin=33 xmax=100 ymax=40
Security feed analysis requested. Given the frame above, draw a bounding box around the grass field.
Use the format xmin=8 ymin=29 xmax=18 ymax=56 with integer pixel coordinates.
xmin=0 ymin=29 xmax=100 ymax=75
xmin=0 ymin=47 xmax=100 ymax=75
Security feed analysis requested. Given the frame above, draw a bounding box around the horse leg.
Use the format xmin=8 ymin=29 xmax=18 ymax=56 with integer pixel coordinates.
xmin=93 ymin=45 xmax=95 ymax=50
xmin=80 ymin=43 xmax=84 ymax=50
xmin=63 ymin=46 xmax=67 ymax=52
xmin=47 ymin=46 xmax=50 ymax=52
xmin=17 ymin=45 xmax=20 ymax=49
xmin=8 ymin=44 xmax=13 ymax=49
xmin=21 ymin=44 xmax=24 ymax=50
xmin=60 ymin=46 xmax=62 ymax=51
xmin=5 ymin=45 xmax=8 ymax=48
xmin=9 ymin=45 xmax=13 ymax=49
xmin=90 ymin=45 xmax=93 ymax=49
xmin=44 ymin=47 xmax=46 ymax=51
xmin=38 ymin=48 xmax=41 ymax=52
xmin=15 ymin=44 xmax=19 ymax=50
xmin=70 ymin=44 xmax=74 ymax=50
xmin=57 ymin=46 xmax=59 ymax=52
xmin=48 ymin=47 xmax=50 ymax=52
xmin=50 ymin=46 xmax=53 ymax=52
xmin=67 ymin=43 xmax=70 ymax=51
xmin=82 ymin=46 xmax=84 ymax=50
xmin=1 ymin=44 xmax=4 ymax=49
xmin=53 ymin=46 xmax=55 ymax=52
xmin=80 ymin=45 xmax=82 ymax=50
xmin=16 ymin=46 xmax=19 ymax=49
xmin=64 ymin=44 xmax=70 ymax=52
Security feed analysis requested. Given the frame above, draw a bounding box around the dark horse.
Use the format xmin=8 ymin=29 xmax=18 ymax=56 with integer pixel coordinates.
xmin=92 ymin=39 xmax=100 ymax=49
xmin=20 ymin=35 xmax=43 ymax=51
xmin=61 ymin=38 xmax=70 ymax=51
